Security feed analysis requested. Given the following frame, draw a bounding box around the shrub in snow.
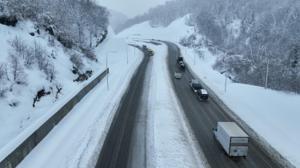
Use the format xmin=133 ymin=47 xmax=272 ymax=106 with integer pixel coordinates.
xmin=73 ymin=70 xmax=93 ymax=82
xmin=23 ymin=47 xmax=35 ymax=68
xmin=180 ymin=35 xmax=197 ymax=47
xmin=43 ymin=61 xmax=55 ymax=82
xmin=48 ymin=36 xmax=55 ymax=47
xmin=0 ymin=63 xmax=9 ymax=98
xmin=33 ymin=41 xmax=56 ymax=82
xmin=0 ymin=63 xmax=9 ymax=81
xmin=70 ymin=54 xmax=84 ymax=71
xmin=82 ymin=48 xmax=97 ymax=62
xmin=0 ymin=88 xmax=8 ymax=98
xmin=0 ymin=15 xmax=18 ymax=26
xmin=33 ymin=88 xmax=51 ymax=107
xmin=54 ymin=84 xmax=62 ymax=100
xmin=9 ymin=36 xmax=27 ymax=60
xmin=9 ymin=54 xmax=27 ymax=85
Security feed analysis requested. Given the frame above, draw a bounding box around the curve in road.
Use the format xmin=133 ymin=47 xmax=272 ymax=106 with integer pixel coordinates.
xmin=165 ymin=41 xmax=282 ymax=168
xmin=95 ymin=46 xmax=149 ymax=168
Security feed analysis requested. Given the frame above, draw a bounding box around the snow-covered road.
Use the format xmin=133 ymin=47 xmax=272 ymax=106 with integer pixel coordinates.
xmin=119 ymin=16 xmax=300 ymax=167
xmin=128 ymin=41 xmax=205 ymax=168
xmin=17 ymin=37 xmax=143 ymax=168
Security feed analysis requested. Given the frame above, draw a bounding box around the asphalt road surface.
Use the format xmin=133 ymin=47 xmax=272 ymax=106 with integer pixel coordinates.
xmin=95 ymin=46 xmax=149 ymax=168
xmin=165 ymin=41 xmax=282 ymax=168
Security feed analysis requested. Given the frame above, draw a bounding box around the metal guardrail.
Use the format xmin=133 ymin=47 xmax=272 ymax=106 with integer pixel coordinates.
xmin=0 ymin=69 xmax=109 ymax=168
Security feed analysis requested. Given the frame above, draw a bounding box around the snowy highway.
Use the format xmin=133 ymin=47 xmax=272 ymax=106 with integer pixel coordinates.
xmin=95 ymin=46 xmax=150 ymax=168
xmin=94 ymin=41 xmax=284 ymax=168
xmin=1 ymin=0 xmax=299 ymax=167
xmin=165 ymin=41 xmax=283 ymax=168
xmin=16 ymin=40 xmax=284 ymax=168
xmin=96 ymin=43 xmax=204 ymax=168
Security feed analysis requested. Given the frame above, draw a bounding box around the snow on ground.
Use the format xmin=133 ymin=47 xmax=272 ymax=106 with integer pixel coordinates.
xmin=183 ymin=46 xmax=300 ymax=167
xmin=0 ymin=21 xmax=103 ymax=160
xmin=128 ymin=40 xmax=205 ymax=168
xmin=17 ymin=36 xmax=143 ymax=168
xmin=119 ymin=15 xmax=300 ymax=167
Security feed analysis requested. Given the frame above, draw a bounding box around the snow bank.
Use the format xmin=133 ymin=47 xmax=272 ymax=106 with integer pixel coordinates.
xmin=124 ymin=37 xmax=206 ymax=168
xmin=119 ymin=15 xmax=300 ymax=167
xmin=17 ymin=36 xmax=143 ymax=168
xmin=0 ymin=21 xmax=103 ymax=161
xmin=183 ymin=48 xmax=300 ymax=167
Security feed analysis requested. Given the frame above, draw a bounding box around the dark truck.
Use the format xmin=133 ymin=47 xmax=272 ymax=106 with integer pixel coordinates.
xmin=177 ymin=56 xmax=185 ymax=70
xmin=189 ymin=79 xmax=208 ymax=100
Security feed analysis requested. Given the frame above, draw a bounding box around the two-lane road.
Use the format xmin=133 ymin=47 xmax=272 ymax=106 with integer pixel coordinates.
xmin=95 ymin=46 xmax=149 ymax=168
xmin=165 ymin=41 xmax=282 ymax=168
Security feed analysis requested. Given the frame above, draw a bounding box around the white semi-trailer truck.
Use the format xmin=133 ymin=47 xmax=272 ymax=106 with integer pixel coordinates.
xmin=213 ymin=122 xmax=249 ymax=157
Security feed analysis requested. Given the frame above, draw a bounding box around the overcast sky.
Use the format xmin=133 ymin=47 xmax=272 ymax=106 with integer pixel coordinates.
xmin=96 ymin=0 xmax=172 ymax=18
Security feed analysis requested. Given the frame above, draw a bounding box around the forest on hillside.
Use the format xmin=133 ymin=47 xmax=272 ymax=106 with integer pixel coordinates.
xmin=0 ymin=0 xmax=109 ymax=49
xmin=120 ymin=0 xmax=300 ymax=93
xmin=0 ymin=0 xmax=109 ymax=101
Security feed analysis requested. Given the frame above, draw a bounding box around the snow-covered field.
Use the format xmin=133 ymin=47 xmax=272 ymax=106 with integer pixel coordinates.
xmin=17 ymin=36 xmax=143 ymax=168
xmin=138 ymin=42 xmax=205 ymax=168
xmin=119 ymin=15 xmax=300 ymax=167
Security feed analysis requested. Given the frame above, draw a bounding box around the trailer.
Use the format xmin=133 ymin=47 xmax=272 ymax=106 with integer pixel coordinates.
xmin=213 ymin=122 xmax=249 ymax=157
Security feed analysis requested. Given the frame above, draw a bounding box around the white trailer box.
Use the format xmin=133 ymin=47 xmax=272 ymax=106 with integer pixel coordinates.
xmin=214 ymin=122 xmax=249 ymax=157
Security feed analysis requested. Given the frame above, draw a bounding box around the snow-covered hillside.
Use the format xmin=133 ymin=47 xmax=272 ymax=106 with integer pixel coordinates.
xmin=0 ymin=21 xmax=107 ymax=159
xmin=17 ymin=36 xmax=143 ymax=168
xmin=119 ymin=15 xmax=300 ymax=167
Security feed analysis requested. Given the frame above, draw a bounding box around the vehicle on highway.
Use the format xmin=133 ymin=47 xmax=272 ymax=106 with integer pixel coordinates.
xmin=177 ymin=56 xmax=185 ymax=70
xmin=198 ymin=89 xmax=208 ymax=100
xmin=148 ymin=49 xmax=154 ymax=56
xmin=189 ymin=79 xmax=208 ymax=100
xmin=213 ymin=122 xmax=249 ymax=157
xmin=142 ymin=45 xmax=154 ymax=56
xmin=174 ymin=72 xmax=183 ymax=79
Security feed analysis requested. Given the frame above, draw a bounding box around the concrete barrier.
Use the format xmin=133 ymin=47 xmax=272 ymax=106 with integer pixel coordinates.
xmin=0 ymin=69 xmax=109 ymax=168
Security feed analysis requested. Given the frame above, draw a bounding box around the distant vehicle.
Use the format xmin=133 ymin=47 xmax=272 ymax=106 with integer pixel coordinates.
xmin=142 ymin=45 xmax=147 ymax=51
xmin=198 ymin=89 xmax=208 ymax=100
xmin=148 ymin=49 xmax=154 ymax=56
xmin=213 ymin=122 xmax=249 ymax=157
xmin=177 ymin=56 xmax=185 ymax=70
xmin=177 ymin=56 xmax=183 ymax=63
xmin=174 ymin=72 xmax=183 ymax=79
xmin=189 ymin=79 xmax=201 ymax=92
xmin=189 ymin=79 xmax=208 ymax=100
xmin=142 ymin=45 xmax=154 ymax=56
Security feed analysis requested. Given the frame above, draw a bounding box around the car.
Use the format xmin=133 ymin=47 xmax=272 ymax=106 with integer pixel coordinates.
xmin=174 ymin=72 xmax=183 ymax=79
xmin=189 ymin=79 xmax=209 ymax=100
xmin=148 ymin=49 xmax=154 ymax=56
xmin=177 ymin=56 xmax=183 ymax=63
xmin=177 ymin=57 xmax=185 ymax=70
xmin=189 ymin=79 xmax=201 ymax=92
xmin=197 ymin=89 xmax=208 ymax=100
xmin=142 ymin=45 xmax=154 ymax=56
xmin=178 ymin=61 xmax=185 ymax=70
